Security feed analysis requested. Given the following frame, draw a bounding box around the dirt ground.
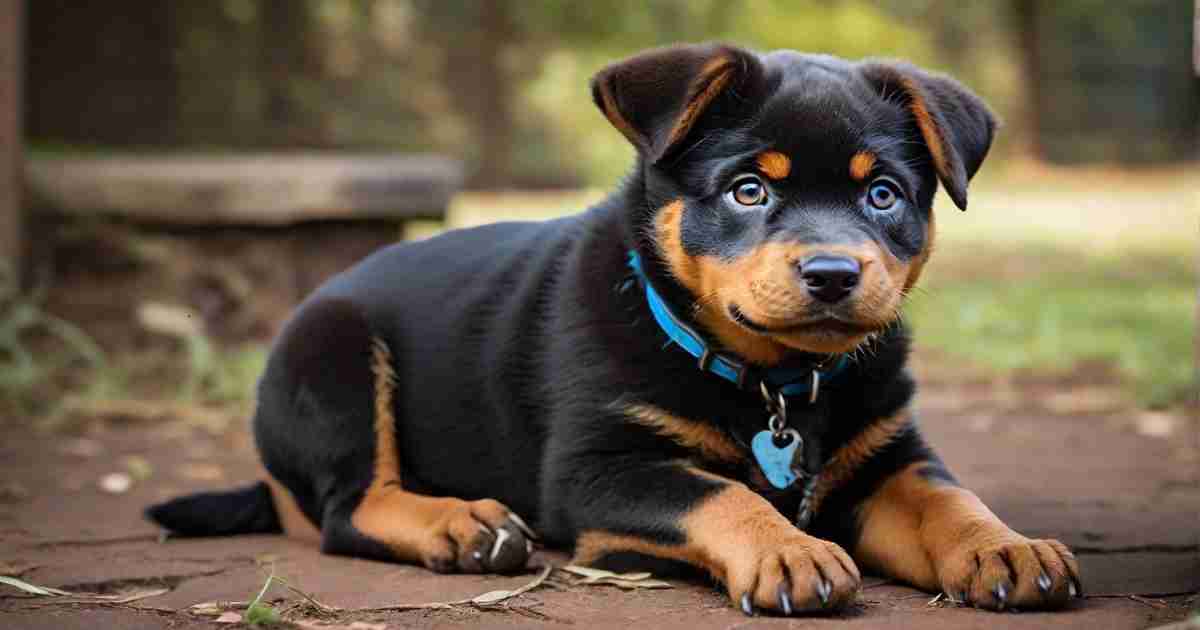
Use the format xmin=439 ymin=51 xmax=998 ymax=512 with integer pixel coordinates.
xmin=1 ymin=371 xmax=1197 ymax=630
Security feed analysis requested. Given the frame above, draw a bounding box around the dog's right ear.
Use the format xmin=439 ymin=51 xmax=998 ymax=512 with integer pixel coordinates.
xmin=592 ymin=43 xmax=765 ymax=165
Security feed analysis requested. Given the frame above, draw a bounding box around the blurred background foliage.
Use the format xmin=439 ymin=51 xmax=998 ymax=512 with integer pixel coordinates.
xmin=26 ymin=0 xmax=1199 ymax=187
xmin=8 ymin=0 xmax=1197 ymax=420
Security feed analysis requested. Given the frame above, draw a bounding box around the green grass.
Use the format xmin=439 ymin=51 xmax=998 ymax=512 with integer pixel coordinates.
xmin=907 ymin=172 xmax=1196 ymax=408
xmin=907 ymin=243 xmax=1194 ymax=407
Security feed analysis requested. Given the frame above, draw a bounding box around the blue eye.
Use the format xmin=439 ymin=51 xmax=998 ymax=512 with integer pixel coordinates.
xmin=867 ymin=177 xmax=903 ymax=211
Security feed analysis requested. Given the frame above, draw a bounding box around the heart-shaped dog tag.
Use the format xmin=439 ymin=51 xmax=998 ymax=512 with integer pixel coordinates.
xmin=751 ymin=428 xmax=802 ymax=489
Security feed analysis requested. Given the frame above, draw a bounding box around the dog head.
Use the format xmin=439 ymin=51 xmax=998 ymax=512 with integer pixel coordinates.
xmin=594 ymin=43 xmax=995 ymax=364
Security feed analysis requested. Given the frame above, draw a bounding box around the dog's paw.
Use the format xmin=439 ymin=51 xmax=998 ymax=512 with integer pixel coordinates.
xmin=726 ymin=536 xmax=861 ymax=616
xmin=424 ymin=499 xmax=536 ymax=574
xmin=937 ymin=536 xmax=1081 ymax=610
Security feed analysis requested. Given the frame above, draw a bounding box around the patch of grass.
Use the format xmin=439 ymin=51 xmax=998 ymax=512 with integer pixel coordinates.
xmin=908 ymin=241 xmax=1194 ymax=408
xmin=0 ymin=263 xmax=114 ymax=419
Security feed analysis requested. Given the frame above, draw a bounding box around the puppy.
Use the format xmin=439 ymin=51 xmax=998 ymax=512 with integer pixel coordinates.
xmin=149 ymin=43 xmax=1081 ymax=615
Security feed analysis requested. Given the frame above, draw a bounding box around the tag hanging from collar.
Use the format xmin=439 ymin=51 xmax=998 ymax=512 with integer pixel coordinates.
xmin=752 ymin=384 xmax=806 ymax=490
xmin=751 ymin=383 xmax=821 ymax=529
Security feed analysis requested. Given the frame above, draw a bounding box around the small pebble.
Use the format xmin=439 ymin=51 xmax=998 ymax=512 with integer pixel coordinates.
xmin=99 ymin=472 xmax=133 ymax=494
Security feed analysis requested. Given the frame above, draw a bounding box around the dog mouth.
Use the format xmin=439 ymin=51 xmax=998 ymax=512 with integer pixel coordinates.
xmin=727 ymin=304 xmax=873 ymax=337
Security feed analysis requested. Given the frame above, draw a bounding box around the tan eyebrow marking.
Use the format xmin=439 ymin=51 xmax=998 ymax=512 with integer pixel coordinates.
xmin=755 ymin=151 xmax=791 ymax=180
xmin=850 ymin=151 xmax=877 ymax=181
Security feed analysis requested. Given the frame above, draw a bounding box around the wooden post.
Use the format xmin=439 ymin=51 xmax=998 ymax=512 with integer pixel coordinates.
xmin=0 ymin=0 xmax=23 ymax=284
xmin=1194 ymin=0 xmax=1199 ymax=76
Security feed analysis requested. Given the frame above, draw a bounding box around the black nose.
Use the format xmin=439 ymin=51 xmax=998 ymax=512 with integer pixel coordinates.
xmin=800 ymin=256 xmax=861 ymax=303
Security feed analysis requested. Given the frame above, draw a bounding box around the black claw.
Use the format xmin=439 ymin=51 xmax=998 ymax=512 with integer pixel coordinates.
xmin=1036 ymin=573 xmax=1052 ymax=593
xmin=816 ymin=579 xmax=831 ymax=606
xmin=1070 ymin=578 xmax=1083 ymax=598
xmin=994 ymin=583 xmax=1008 ymax=610
xmin=778 ymin=584 xmax=793 ymax=615
xmin=741 ymin=593 xmax=755 ymax=616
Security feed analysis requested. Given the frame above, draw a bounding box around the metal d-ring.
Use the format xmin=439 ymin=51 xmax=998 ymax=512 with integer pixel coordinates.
xmin=760 ymin=382 xmax=789 ymax=437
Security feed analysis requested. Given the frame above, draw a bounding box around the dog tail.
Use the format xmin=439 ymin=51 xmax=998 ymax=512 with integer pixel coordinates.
xmin=145 ymin=481 xmax=281 ymax=537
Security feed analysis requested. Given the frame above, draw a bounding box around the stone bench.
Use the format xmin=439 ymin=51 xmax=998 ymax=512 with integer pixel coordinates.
xmin=24 ymin=153 xmax=464 ymax=341
xmin=25 ymin=153 xmax=462 ymax=225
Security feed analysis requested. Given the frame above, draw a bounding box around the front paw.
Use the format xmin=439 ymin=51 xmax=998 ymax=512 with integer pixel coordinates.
xmin=937 ymin=537 xmax=1082 ymax=610
xmin=726 ymin=536 xmax=862 ymax=616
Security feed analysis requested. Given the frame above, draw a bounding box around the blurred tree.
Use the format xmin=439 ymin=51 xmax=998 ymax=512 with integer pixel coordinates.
xmin=26 ymin=1 xmax=179 ymax=147
xmin=22 ymin=1 xmax=1199 ymax=186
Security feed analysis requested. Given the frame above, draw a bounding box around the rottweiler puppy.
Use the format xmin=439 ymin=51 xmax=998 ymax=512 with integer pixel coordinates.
xmin=148 ymin=43 xmax=1082 ymax=615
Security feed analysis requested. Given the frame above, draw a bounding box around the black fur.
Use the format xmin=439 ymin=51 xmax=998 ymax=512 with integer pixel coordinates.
xmin=145 ymin=482 xmax=280 ymax=536
xmin=147 ymin=44 xmax=995 ymax=573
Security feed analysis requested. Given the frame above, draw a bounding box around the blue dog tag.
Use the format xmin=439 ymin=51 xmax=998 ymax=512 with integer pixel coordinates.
xmin=751 ymin=428 xmax=802 ymax=489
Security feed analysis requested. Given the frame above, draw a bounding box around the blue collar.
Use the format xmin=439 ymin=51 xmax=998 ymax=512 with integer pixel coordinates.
xmin=627 ymin=250 xmax=848 ymax=399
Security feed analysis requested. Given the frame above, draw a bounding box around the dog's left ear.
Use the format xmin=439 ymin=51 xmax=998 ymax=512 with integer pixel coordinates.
xmin=592 ymin=43 xmax=766 ymax=165
xmin=859 ymin=61 xmax=996 ymax=210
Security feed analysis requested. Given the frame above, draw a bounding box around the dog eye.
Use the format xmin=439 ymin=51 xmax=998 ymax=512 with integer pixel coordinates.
xmin=867 ymin=177 xmax=903 ymax=211
xmin=728 ymin=176 xmax=768 ymax=207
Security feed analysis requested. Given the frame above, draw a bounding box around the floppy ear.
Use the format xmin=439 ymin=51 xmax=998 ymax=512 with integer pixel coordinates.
xmin=591 ymin=43 xmax=766 ymax=165
xmin=859 ymin=61 xmax=996 ymax=210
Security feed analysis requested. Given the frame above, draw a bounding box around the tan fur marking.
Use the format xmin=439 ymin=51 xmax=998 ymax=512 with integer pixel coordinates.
xmin=856 ymin=462 xmax=1010 ymax=591
xmin=597 ymin=80 xmax=641 ymax=147
xmin=654 ymin=201 xmax=908 ymax=360
xmin=905 ymin=209 xmax=936 ymax=290
xmin=351 ymin=337 xmax=467 ymax=563
xmin=573 ymin=478 xmax=797 ymax=583
xmin=854 ymin=462 xmax=939 ymax=589
xmin=665 ymin=56 xmax=734 ymax=149
xmin=352 ymin=488 xmax=466 ymax=563
xmin=625 ymin=404 xmax=744 ymax=464
xmin=653 ymin=200 xmax=788 ymax=364
xmin=756 ymin=151 xmax=792 ymax=180
xmin=368 ymin=337 xmax=399 ymax=495
xmin=857 ymin=462 xmax=1082 ymax=607
xmin=263 ymin=470 xmax=320 ymax=543
xmin=574 ymin=530 xmax=707 ymax=568
xmin=808 ymin=410 xmax=912 ymax=517
xmin=900 ymin=77 xmax=950 ymax=181
xmin=849 ymin=151 xmax=876 ymax=181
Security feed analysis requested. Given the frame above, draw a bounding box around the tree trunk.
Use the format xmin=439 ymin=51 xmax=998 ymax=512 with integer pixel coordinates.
xmin=468 ymin=2 xmax=516 ymax=189
xmin=0 ymin=0 xmax=23 ymax=284
xmin=1011 ymin=0 xmax=1045 ymax=160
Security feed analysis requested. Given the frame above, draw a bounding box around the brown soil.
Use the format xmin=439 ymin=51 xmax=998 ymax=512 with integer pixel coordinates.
xmin=2 ymin=373 xmax=1197 ymax=629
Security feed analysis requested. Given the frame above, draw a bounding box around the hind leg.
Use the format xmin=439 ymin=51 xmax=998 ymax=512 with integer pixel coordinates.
xmin=257 ymin=297 xmax=533 ymax=573
xmin=346 ymin=488 xmax=535 ymax=573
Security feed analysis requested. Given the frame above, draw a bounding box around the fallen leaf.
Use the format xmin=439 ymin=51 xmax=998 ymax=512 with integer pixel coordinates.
xmin=215 ymin=611 xmax=243 ymax=624
xmin=561 ymin=565 xmax=651 ymax=581
xmin=188 ymin=600 xmax=249 ymax=616
xmin=0 ymin=561 xmax=38 ymax=576
xmin=559 ymin=565 xmax=673 ymax=590
xmin=99 ymin=472 xmax=133 ymax=494
xmin=599 ymin=577 xmax=672 ymax=590
xmin=0 ymin=576 xmax=72 ymax=596
xmin=123 ymin=455 xmax=154 ymax=481
xmin=0 ymin=482 xmax=29 ymax=503
xmin=1135 ymin=412 xmax=1178 ymax=438
xmin=98 ymin=587 xmax=170 ymax=604
xmin=471 ymin=589 xmax=516 ymax=605
xmin=138 ymin=302 xmax=204 ymax=338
